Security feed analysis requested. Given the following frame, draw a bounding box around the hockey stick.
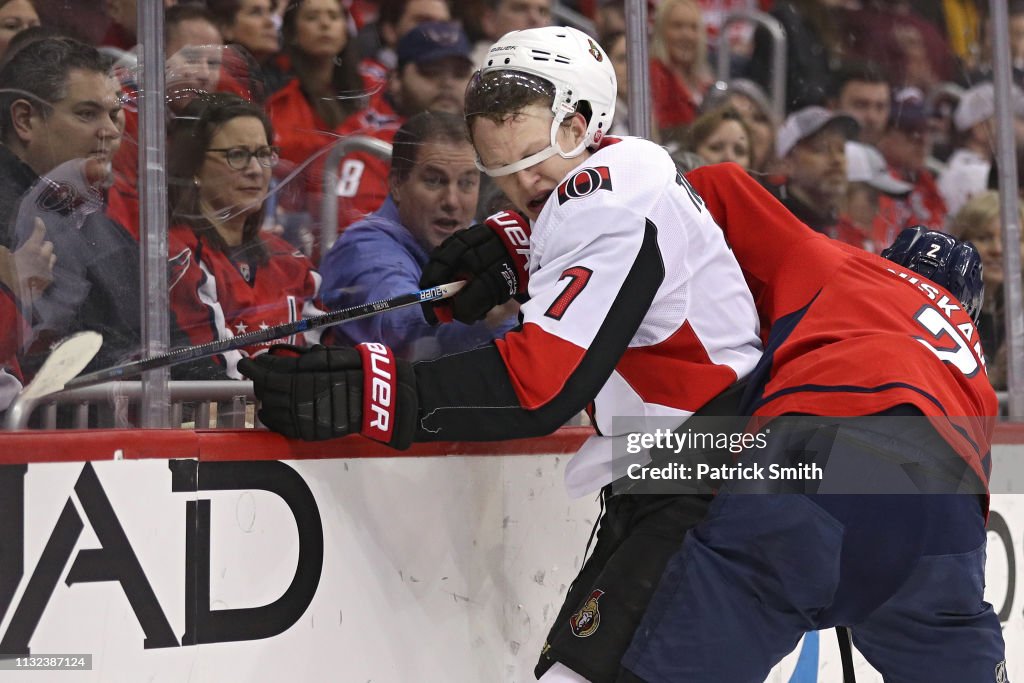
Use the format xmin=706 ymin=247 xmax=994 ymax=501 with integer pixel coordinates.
xmin=18 ymin=331 xmax=103 ymax=400
xmin=63 ymin=281 xmax=466 ymax=391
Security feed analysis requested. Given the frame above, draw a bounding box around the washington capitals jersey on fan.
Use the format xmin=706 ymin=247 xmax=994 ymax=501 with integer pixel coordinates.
xmin=168 ymin=227 xmax=324 ymax=378
xmin=413 ymin=137 xmax=762 ymax=494
xmin=687 ymin=163 xmax=996 ymax=487
xmin=327 ymin=98 xmax=402 ymax=233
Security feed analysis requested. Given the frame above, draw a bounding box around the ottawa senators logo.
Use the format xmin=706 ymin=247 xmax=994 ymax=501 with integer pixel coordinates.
xmin=556 ymin=166 xmax=613 ymax=205
xmin=569 ymin=589 xmax=604 ymax=638
xmin=588 ymin=38 xmax=603 ymax=62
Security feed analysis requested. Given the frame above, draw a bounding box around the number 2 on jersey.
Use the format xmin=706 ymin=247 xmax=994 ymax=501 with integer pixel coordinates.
xmin=545 ymin=267 xmax=593 ymax=320
xmin=912 ymin=305 xmax=982 ymax=377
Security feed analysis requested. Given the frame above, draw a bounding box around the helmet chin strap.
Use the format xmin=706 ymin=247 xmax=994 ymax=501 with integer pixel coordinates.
xmin=476 ymin=108 xmax=588 ymax=178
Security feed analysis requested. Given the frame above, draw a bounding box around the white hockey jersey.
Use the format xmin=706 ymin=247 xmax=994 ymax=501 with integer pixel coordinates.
xmin=415 ymin=137 xmax=762 ymax=495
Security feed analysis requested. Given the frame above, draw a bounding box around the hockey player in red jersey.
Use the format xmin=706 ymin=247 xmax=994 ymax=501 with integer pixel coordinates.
xmin=612 ymin=164 xmax=1006 ymax=682
xmin=240 ymin=25 xmax=763 ymax=682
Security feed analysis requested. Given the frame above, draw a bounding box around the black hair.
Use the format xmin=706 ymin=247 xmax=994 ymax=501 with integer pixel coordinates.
xmin=0 ymin=36 xmax=113 ymax=143
xmin=165 ymin=3 xmax=219 ymax=42
xmin=206 ymin=0 xmax=280 ymax=29
xmin=280 ymin=0 xmax=365 ymax=128
xmin=167 ymin=93 xmax=274 ymax=263
xmin=390 ymin=110 xmax=471 ymax=182
xmin=828 ymin=60 xmax=890 ymax=101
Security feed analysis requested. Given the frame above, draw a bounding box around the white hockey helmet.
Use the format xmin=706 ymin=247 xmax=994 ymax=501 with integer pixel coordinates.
xmin=472 ymin=25 xmax=617 ymax=177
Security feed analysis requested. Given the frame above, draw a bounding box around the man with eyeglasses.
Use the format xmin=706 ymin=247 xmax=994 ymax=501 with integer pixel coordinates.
xmin=330 ymin=20 xmax=474 ymax=234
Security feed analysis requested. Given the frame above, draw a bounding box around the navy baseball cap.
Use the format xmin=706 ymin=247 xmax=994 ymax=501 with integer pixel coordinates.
xmin=889 ymin=88 xmax=930 ymax=133
xmin=397 ymin=21 xmax=472 ymax=69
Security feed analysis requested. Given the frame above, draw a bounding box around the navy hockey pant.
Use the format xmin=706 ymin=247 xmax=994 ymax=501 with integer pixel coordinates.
xmin=620 ymin=410 xmax=1007 ymax=682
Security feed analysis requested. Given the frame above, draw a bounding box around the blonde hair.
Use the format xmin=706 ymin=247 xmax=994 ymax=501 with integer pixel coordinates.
xmin=950 ymin=191 xmax=1024 ymax=241
xmin=651 ymin=0 xmax=709 ymax=82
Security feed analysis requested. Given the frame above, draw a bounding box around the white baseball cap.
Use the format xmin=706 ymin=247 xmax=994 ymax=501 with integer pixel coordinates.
xmin=953 ymin=81 xmax=1024 ymax=132
xmin=845 ymin=141 xmax=912 ymax=196
xmin=776 ymin=106 xmax=860 ymax=159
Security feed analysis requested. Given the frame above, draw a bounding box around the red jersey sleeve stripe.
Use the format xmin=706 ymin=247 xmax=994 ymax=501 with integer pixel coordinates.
xmin=495 ymin=322 xmax=587 ymax=411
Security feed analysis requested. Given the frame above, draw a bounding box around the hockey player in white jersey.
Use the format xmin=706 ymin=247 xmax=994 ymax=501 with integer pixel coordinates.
xmin=240 ymin=26 xmax=762 ymax=682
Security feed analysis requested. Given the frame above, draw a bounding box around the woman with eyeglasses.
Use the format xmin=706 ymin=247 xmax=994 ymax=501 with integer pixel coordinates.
xmin=167 ymin=93 xmax=324 ymax=378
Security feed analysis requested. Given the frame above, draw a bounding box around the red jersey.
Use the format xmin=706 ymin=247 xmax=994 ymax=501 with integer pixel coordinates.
xmin=268 ymin=78 xmax=341 ymax=171
xmin=0 ymin=284 xmax=24 ymax=382
xmin=874 ymin=166 xmax=948 ymax=251
xmin=649 ymin=59 xmax=705 ymax=130
xmin=687 ymin=163 xmax=996 ymax=489
xmin=328 ymin=97 xmax=402 ymax=232
xmin=168 ymin=226 xmax=324 ymax=378
xmin=269 ymin=82 xmax=399 ymax=233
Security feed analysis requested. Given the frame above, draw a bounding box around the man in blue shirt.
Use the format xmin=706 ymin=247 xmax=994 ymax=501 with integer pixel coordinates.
xmin=319 ymin=111 xmax=516 ymax=359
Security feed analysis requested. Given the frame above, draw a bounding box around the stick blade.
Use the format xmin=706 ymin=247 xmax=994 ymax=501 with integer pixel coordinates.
xmin=20 ymin=331 xmax=103 ymax=401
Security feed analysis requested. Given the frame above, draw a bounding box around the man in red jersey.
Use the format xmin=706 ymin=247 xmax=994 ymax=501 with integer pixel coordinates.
xmin=616 ymin=162 xmax=1004 ymax=682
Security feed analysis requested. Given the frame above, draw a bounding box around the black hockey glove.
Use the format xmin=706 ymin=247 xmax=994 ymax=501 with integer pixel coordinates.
xmin=238 ymin=343 xmax=417 ymax=449
xmin=419 ymin=210 xmax=531 ymax=325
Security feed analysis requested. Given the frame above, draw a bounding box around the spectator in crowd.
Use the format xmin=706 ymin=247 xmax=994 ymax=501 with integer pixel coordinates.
xmin=98 ymin=0 xmax=136 ymax=52
xmin=601 ymin=30 xmax=634 ymax=136
xmin=949 ymin=190 xmax=1023 ymax=391
xmin=0 ymin=0 xmax=38 ymax=61
xmin=166 ymin=94 xmax=323 ymax=379
xmin=0 ymin=217 xmax=52 ymax=409
xmin=471 ymin=0 xmax=553 ymax=66
xmin=764 ymin=106 xmax=861 ymax=244
xmin=595 ymin=0 xmax=626 ymax=40
xmin=843 ymin=140 xmax=913 ymax=252
xmin=938 ymin=81 xmax=1024 ymax=219
xmin=700 ymin=78 xmax=778 ymax=173
xmin=357 ymin=0 xmax=452 ymax=92
xmin=877 ymin=90 xmax=947 ymax=242
xmin=0 ymin=37 xmax=148 ymax=374
xmin=678 ymin=106 xmax=752 ymax=169
xmin=926 ymin=81 xmax=964 ymax=164
xmin=109 ymin=4 xmax=227 ymax=236
xmin=320 ymin=111 xmax=515 ymax=359
xmin=268 ymin=0 xmax=365 ymax=172
xmin=328 ymin=20 xmax=474 ymax=234
xmin=966 ymin=0 xmax=1024 ymax=88
xmin=163 ymin=5 xmax=226 ymax=111
xmin=748 ymin=0 xmax=843 ymax=113
xmin=906 ymin=0 xmax=983 ymax=76
xmin=649 ymin=0 xmax=711 ymax=136
xmin=828 ymin=60 xmax=891 ymax=147
xmin=0 ymin=37 xmax=122 ymax=249
xmin=207 ymin=0 xmax=289 ymax=98
xmin=841 ymin=0 xmax=955 ymax=93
